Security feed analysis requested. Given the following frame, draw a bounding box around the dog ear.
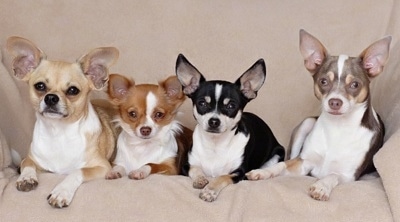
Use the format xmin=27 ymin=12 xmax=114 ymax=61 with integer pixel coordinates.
xmin=6 ymin=36 xmax=46 ymax=80
xmin=299 ymin=29 xmax=328 ymax=74
xmin=235 ymin=59 xmax=266 ymax=100
xmin=175 ymin=54 xmax=205 ymax=96
xmin=107 ymin=74 xmax=134 ymax=104
xmin=78 ymin=47 xmax=119 ymax=90
xmin=359 ymin=36 xmax=392 ymax=78
xmin=160 ymin=76 xmax=186 ymax=108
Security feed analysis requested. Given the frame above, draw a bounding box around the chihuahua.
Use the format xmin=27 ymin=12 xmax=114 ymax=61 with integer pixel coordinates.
xmin=175 ymin=54 xmax=285 ymax=202
xmin=7 ymin=36 xmax=119 ymax=208
xmin=246 ymin=30 xmax=391 ymax=201
xmin=105 ymin=74 xmax=192 ymax=180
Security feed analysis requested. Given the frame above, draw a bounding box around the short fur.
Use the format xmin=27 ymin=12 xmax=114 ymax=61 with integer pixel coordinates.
xmin=176 ymin=54 xmax=285 ymax=202
xmin=246 ymin=30 xmax=391 ymax=201
xmin=7 ymin=36 xmax=119 ymax=208
xmin=105 ymin=74 xmax=192 ymax=180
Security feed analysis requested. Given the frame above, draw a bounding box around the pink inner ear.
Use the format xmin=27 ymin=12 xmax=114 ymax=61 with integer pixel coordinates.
xmin=86 ymin=63 xmax=107 ymax=89
xmin=304 ymin=53 xmax=323 ymax=72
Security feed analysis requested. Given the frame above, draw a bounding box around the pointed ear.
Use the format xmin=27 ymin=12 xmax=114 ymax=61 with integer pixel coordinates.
xmin=175 ymin=54 xmax=205 ymax=96
xmin=6 ymin=36 xmax=46 ymax=80
xmin=107 ymin=74 xmax=134 ymax=104
xmin=359 ymin=36 xmax=392 ymax=78
xmin=160 ymin=76 xmax=186 ymax=108
xmin=299 ymin=29 xmax=328 ymax=74
xmin=78 ymin=47 xmax=119 ymax=90
xmin=235 ymin=59 xmax=266 ymax=100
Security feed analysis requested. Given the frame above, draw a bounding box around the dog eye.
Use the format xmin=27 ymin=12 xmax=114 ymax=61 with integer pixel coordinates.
xmin=128 ymin=111 xmax=137 ymax=118
xmin=34 ymin=82 xmax=46 ymax=92
xmin=226 ymin=102 xmax=236 ymax=110
xmin=198 ymin=100 xmax=207 ymax=107
xmin=350 ymin=81 xmax=360 ymax=89
xmin=154 ymin=112 xmax=164 ymax=119
xmin=66 ymin=86 xmax=80 ymax=96
xmin=319 ymin=78 xmax=329 ymax=86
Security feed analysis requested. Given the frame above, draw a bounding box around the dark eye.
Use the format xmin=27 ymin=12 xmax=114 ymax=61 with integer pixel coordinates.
xmin=128 ymin=111 xmax=137 ymax=118
xmin=319 ymin=78 xmax=329 ymax=86
xmin=154 ymin=112 xmax=164 ymax=119
xmin=66 ymin=86 xmax=80 ymax=96
xmin=34 ymin=82 xmax=46 ymax=92
xmin=226 ymin=102 xmax=236 ymax=110
xmin=350 ymin=81 xmax=360 ymax=89
xmin=197 ymin=99 xmax=207 ymax=107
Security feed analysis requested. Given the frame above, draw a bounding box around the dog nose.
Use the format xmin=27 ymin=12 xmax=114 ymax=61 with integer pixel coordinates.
xmin=44 ymin=94 xmax=59 ymax=106
xmin=140 ymin=126 xmax=152 ymax=137
xmin=208 ymin=118 xmax=221 ymax=129
xmin=328 ymin=98 xmax=343 ymax=110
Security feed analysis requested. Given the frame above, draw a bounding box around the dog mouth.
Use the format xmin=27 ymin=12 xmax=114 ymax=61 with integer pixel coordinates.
xmin=328 ymin=111 xmax=343 ymax=115
xmin=205 ymin=128 xmax=222 ymax=134
xmin=41 ymin=107 xmax=68 ymax=118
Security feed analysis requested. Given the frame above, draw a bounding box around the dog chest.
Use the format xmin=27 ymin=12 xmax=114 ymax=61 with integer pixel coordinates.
xmin=114 ymin=131 xmax=178 ymax=172
xmin=301 ymin=120 xmax=375 ymax=180
xmin=189 ymin=126 xmax=248 ymax=177
xmin=31 ymin=121 xmax=87 ymax=174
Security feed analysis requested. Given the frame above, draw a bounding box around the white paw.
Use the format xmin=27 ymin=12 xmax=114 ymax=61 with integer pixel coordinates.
xmin=193 ymin=176 xmax=209 ymax=189
xmin=199 ymin=186 xmax=218 ymax=202
xmin=105 ymin=170 xmax=122 ymax=180
xmin=16 ymin=168 xmax=38 ymax=192
xmin=128 ymin=166 xmax=151 ymax=180
xmin=309 ymin=182 xmax=331 ymax=201
xmin=246 ymin=169 xmax=273 ymax=180
xmin=47 ymin=184 xmax=75 ymax=208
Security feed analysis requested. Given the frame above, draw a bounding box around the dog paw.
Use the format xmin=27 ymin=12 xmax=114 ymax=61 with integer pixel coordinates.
xmin=47 ymin=186 xmax=75 ymax=208
xmin=128 ymin=167 xmax=150 ymax=180
xmin=199 ymin=186 xmax=218 ymax=202
xmin=246 ymin=169 xmax=273 ymax=180
xmin=105 ymin=171 xmax=122 ymax=180
xmin=193 ymin=176 xmax=209 ymax=189
xmin=309 ymin=183 xmax=330 ymax=201
xmin=16 ymin=176 xmax=38 ymax=192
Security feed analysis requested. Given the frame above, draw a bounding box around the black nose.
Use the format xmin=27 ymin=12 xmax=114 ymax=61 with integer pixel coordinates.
xmin=44 ymin=94 xmax=59 ymax=106
xmin=140 ymin=126 xmax=152 ymax=137
xmin=208 ymin=118 xmax=221 ymax=129
xmin=328 ymin=98 xmax=343 ymax=110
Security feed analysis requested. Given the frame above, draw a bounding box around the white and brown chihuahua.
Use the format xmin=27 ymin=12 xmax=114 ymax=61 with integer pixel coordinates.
xmin=105 ymin=74 xmax=192 ymax=180
xmin=7 ymin=36 xmax=119 ymax=208
xmin=247 ymin=30 xmax=391 ymax=201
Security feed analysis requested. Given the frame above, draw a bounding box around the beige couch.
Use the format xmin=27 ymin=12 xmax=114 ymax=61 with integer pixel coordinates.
xmin=1 ymin=1 xmax=399 ymax=221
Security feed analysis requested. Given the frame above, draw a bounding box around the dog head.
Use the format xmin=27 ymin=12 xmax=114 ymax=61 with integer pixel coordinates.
xmin=107 ymin=74 xmax=185 ymax=139
xmin=299 ymin=29 xmax=391 ymax=116
xmin=6 ymin=36 xmax=119 ymax=122
xmin=175 ymin=54 xmax=266 ymax=134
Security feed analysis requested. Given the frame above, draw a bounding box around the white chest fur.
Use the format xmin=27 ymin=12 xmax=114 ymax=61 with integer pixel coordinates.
xmin=114 ymin=121 xmax=180 ymax=172
xmin=189 ymin=125 xmax=249 ymax=177
xmin=30 ymin=104 xmax=101 ymax=174
xmin=301 ymin=107 xmax=376 ymax=181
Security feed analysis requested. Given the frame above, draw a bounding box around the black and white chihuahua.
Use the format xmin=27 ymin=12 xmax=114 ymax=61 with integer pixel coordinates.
xmin=247 ymin=29 xmax=391 ymax=201
xmin=175 ymin=54 xmax=285 ymax=202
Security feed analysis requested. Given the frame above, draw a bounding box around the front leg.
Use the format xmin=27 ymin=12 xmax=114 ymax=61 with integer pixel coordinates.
xmin=309 ymin=174 xmax=345 ymax=201
xmin=200 ymin=174 xmax=234 ymax=202
xmin=246 ymin=157 xmax=307 ymax=180
xmin=188 ymin=166 xmax=209 ymax=189
xmin=16 ymin=156 xmax=39 ymax=192
xmin=48 ymin=165 xmax=109 ymax=208
xmin=128 ymin=158 xmax=178 ymax=180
